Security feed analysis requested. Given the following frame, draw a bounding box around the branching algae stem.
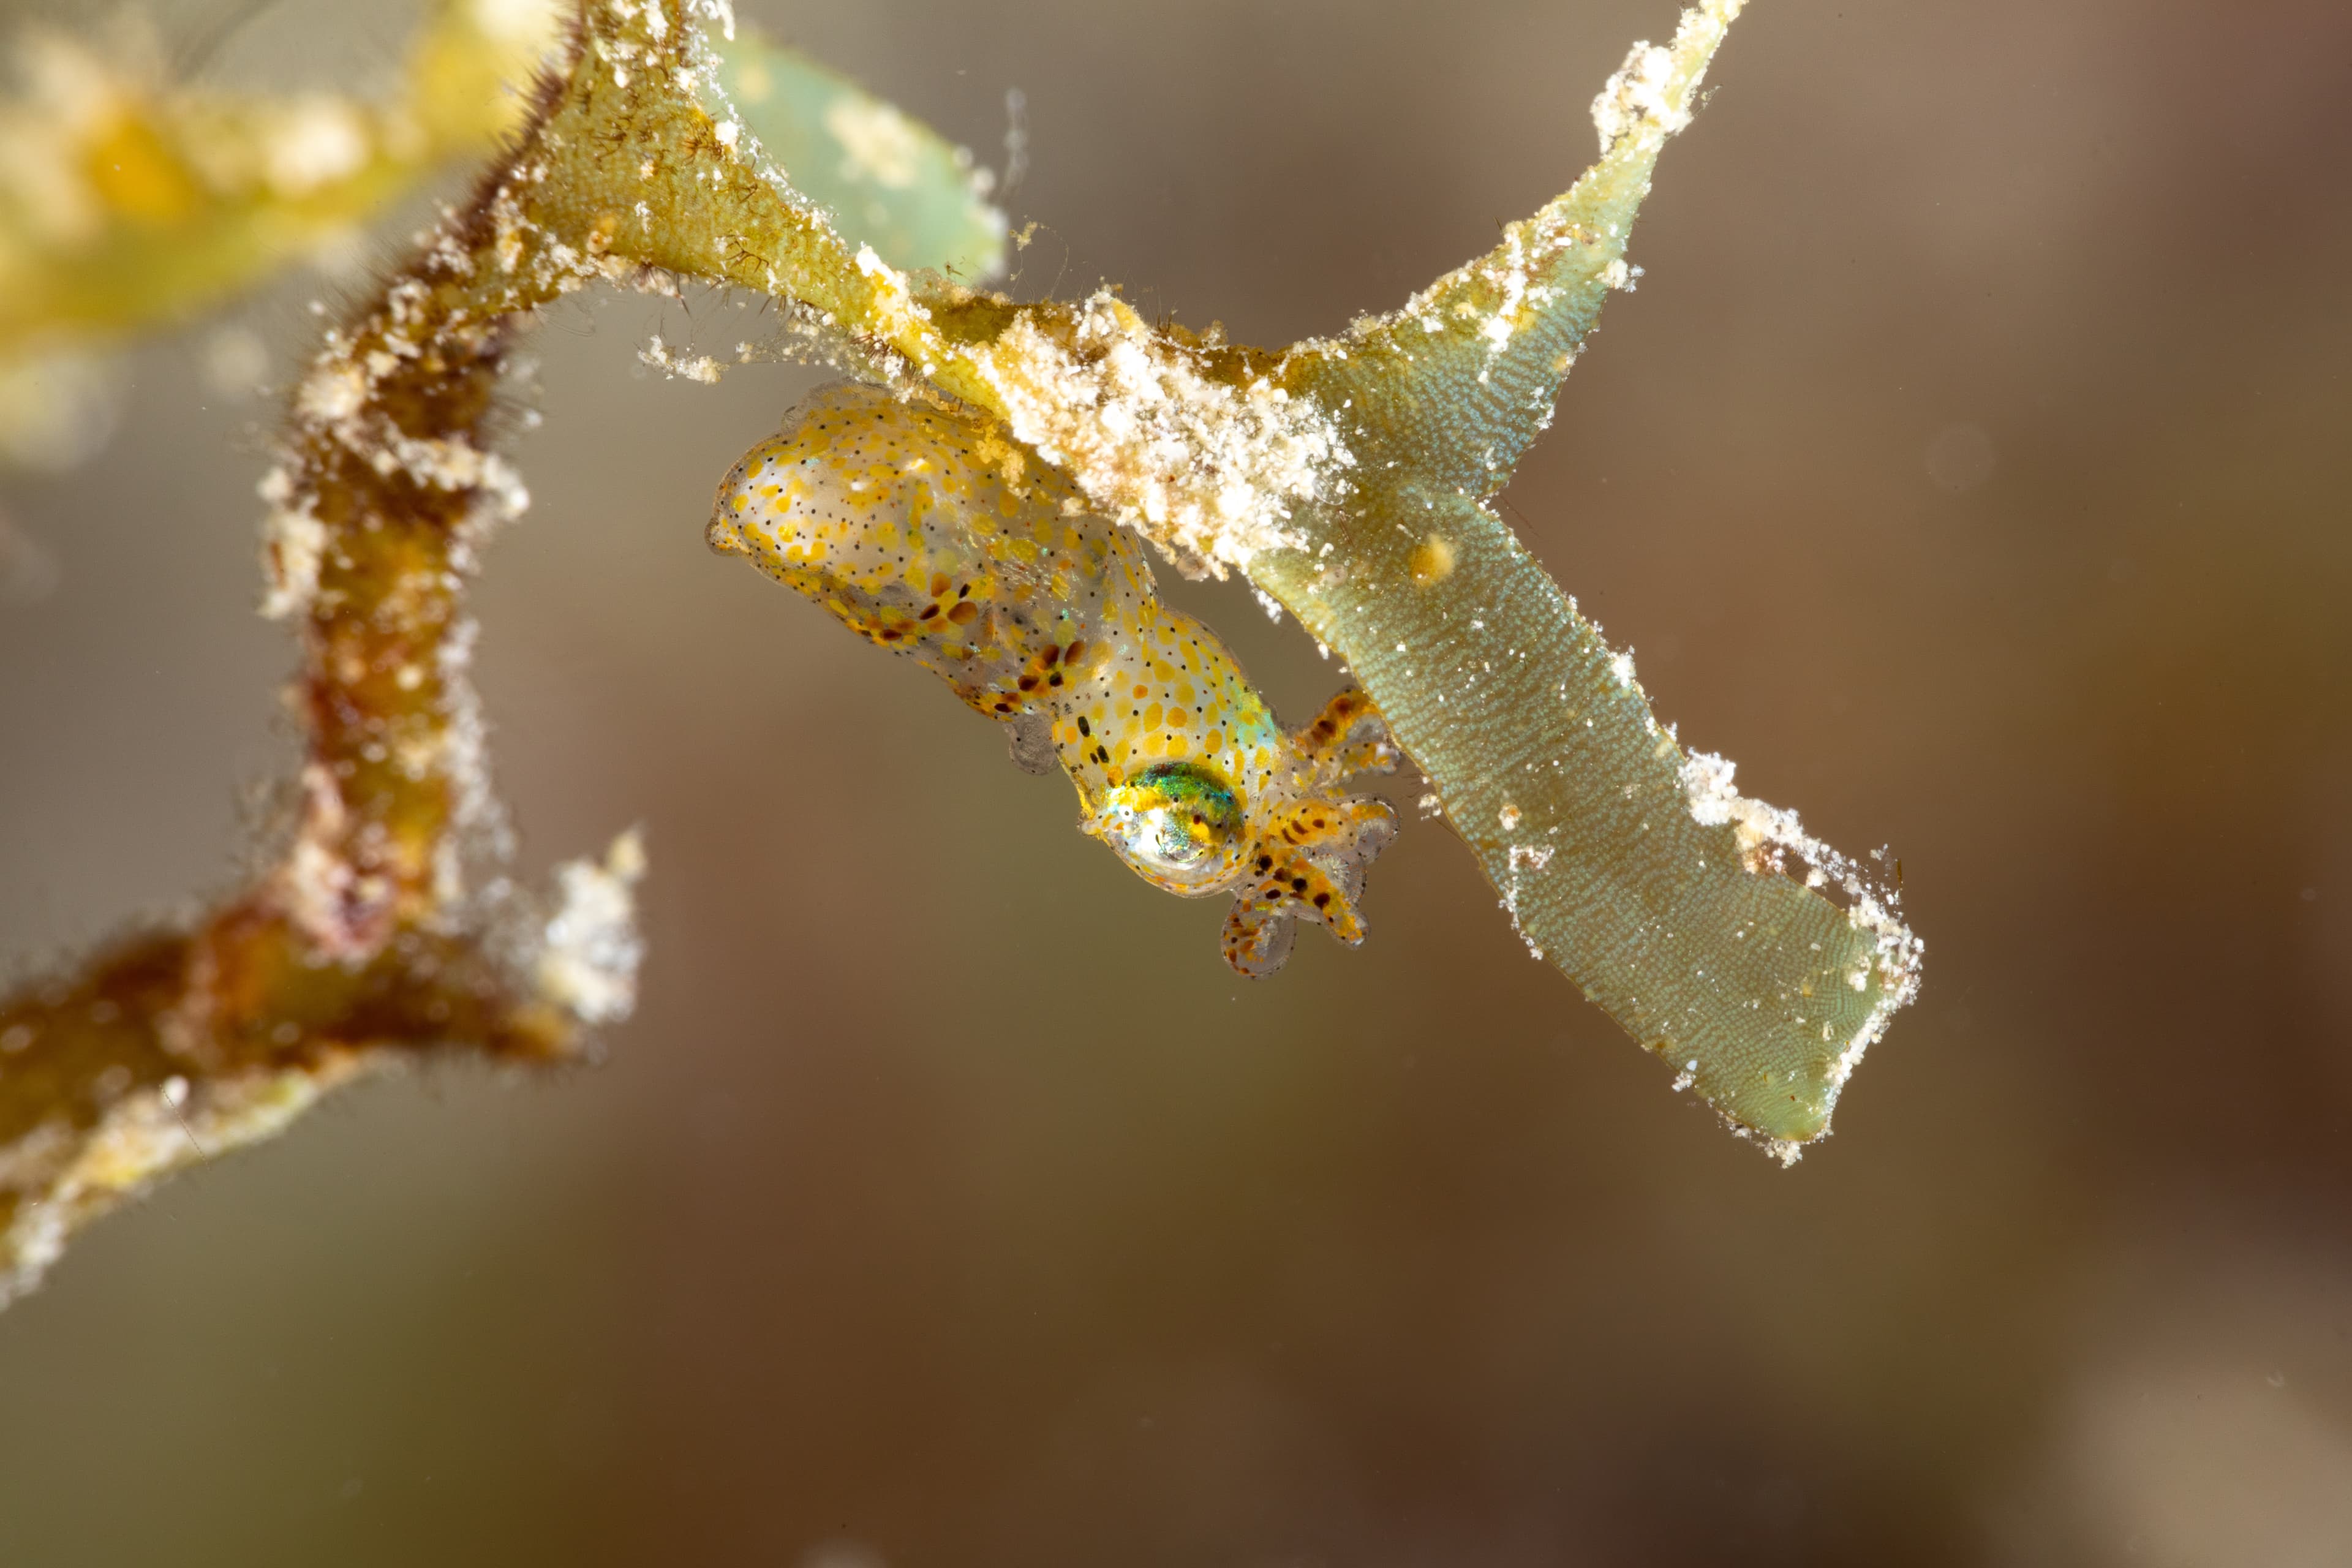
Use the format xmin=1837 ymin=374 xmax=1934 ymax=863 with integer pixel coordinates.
xmin=0 ymin=0 xmax=1925 ymax=1309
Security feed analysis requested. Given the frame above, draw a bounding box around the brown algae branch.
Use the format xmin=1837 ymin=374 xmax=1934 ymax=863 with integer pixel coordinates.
xmin=0 ymin=0 xmax=1005 ymax=1305
xmin=0 ymin=11 xmax=650 ymax=1306
xmin=0 ymin=873 xmax=639 ymax=1308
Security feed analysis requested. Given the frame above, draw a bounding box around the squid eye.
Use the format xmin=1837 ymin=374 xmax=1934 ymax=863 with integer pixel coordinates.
xmin=1096 ymin=761 xmax=1244 ymax=888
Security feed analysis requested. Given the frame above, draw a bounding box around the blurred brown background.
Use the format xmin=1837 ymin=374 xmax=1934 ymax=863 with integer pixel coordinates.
xmin=2 ymin=0 xmax=2349 ymax=1563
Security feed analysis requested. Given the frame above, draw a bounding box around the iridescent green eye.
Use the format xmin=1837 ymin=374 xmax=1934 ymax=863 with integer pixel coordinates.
xmin=1096 ymin=761 xmax=1244 ymax=888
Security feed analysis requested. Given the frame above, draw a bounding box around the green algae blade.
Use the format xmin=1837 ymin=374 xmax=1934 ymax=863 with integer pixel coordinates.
xmin=707 ymin=29 xmax=1006 ymax=281
xmin=1260 ymin=0 xmax=1922 ymax=1156
xmin=1251 ymin=491 xmax=1918 ymax=1158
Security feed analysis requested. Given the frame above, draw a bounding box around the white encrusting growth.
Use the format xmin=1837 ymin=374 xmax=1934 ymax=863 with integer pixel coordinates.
xmin=256 ymin=464 xmax=325 ymax=620
xmin=1591 ymin=0 xmax=1746 ymax=156
xmin=536 ymin=831 xmax=649 ymax=1025
xmin=296 ymin=360 xmax=368 ymax=424
xmin=1593 ymin=42 xmax=1682 ymax=153
xmin=976 ymin=290 xmax=1355 ymax=575
xmin=639 ymin=333 xmax=724 ymax=382
xmin=1678 ymin=747 xmax=1926 ymax=1127
xmin=694 ymin=0 xmax=737 ymax=42
xmin=431 ymin=615 xmax=507 ymax=905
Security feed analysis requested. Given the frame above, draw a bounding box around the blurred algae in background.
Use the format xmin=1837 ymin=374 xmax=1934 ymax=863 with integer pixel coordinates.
xmin=0 ymin=0 xmax=564 ymax=466
xmin=0 ymin=0 xmax=1002 ymax=471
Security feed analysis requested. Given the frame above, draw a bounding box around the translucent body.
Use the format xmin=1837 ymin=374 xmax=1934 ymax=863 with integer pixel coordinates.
xmin=709 ymin=380 xmax=1397 ymax=976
